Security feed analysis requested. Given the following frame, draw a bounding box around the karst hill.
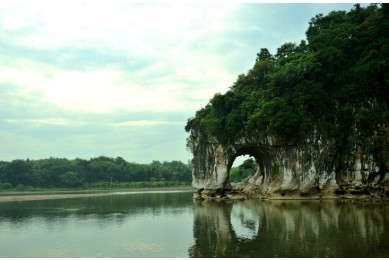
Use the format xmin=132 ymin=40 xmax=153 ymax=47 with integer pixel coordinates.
xmin=185 ymin=4 xmax=389 ymax=200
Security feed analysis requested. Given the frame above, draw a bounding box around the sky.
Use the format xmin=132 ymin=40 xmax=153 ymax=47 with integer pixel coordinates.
xmin=0 ymin=1 xmax=364 ymax=164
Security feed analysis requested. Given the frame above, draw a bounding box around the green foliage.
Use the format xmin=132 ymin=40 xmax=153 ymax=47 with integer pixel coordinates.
xmin=0 ymin=182 xmax=12 ymax=190
xmin=89 ymin=181 xmax=190 ymax=190
xmin=60 ymin=172 xmax=84 ymax=188
xmin=15 ymin=184 xmax=26 ymax=191
xmin=256 ymin=48 xmax=273 ymax=62
xmin=239 ymin=158 xmax=256 ymax=172
xmin=185 ymin=4 xmax=388 ymax=153
xmin=229 ymin=158 xmax=257 ymax=182
xmin=229 ymin=167 xmax=243 ymax=182
xmin=2 ymin=159 xmax=33 ymax=186
xmin=0 ymin=157 xmax=192 ymax=190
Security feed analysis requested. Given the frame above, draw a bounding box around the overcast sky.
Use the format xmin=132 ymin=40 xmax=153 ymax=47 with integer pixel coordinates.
xmin=0 ymin=1 xmax=362 ymax=163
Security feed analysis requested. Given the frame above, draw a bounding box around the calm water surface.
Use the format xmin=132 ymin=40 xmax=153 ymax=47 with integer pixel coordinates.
xmin=0 ymin=191 xmax=388 ymax=257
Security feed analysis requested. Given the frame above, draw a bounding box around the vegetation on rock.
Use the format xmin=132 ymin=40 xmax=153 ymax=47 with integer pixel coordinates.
xmin=186 ymin=4 xmax=388 ymax=167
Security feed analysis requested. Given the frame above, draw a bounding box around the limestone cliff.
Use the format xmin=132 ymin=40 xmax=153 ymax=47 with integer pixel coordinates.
xmin=188 ymin=124 xmax=389 ymax=200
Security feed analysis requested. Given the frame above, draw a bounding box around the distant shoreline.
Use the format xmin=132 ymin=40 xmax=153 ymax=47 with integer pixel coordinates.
xmin=0 ymin=187 xmax=193 ymax=202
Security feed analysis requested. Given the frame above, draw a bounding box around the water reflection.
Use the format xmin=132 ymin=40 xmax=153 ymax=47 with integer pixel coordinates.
xmin=231 ymin=202 xmax=260 ymax=240
xmin=190 ymin=200 xmax=389 ymax=258
xmin=0 ymin=192 xmax=194 ymax=258
xmin=1 ymin=192 xmax=389 ymax=257
xmin=0 ymin=192 xmax=191 ymax=224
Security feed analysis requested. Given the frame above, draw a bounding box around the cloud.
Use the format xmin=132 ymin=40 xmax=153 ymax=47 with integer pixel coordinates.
xmin=0 ymin=3 xmax=361 ymax=163
xmin=0 ymin=3 xmax=237 ymax=115
xmin=112 ymin=120 xmax=181 ymax=127
xmin=0 ymin=82 xmax=191 ymax=162
xmin=0 ymin=41 xmax=155 ymax=72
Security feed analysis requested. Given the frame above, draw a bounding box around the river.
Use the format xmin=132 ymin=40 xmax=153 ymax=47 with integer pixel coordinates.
xmin=0 ymin=190 xmax=388 ymax=257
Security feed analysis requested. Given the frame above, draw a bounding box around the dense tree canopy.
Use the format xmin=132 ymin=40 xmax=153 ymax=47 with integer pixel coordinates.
xmin=0 ymin=157 xmax=192 ymax=190
xmin=186 ymin=4 xmax=388 ymax=151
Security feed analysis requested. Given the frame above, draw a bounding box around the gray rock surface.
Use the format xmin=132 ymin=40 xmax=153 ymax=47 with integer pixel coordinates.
xmin=188 ymin=126 xmax=388 ymax=200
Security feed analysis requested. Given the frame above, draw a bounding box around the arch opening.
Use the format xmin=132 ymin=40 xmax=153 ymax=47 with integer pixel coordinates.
xmin=227 ymin=146 xmax=264 ymax=188
xmin=229 ymin=155 xmax=257 ymax=183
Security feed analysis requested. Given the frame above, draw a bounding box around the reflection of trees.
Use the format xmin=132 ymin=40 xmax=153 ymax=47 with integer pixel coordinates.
xmin=0 ymin=192 xmax=191 ymax=226
xmin=189 ymin=200 xmax=389 ymax=258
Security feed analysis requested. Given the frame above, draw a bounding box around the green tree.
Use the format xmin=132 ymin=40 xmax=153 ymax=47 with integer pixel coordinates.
xmin=60 ymin=172 xmax=84 ymax=188
xmin=239 ymin=158 xmax=256 ymax=174
xmin=2 ymin=159 xmax=32 ymax=186
xmin=229 ymin=158 xmax=257 ymax=182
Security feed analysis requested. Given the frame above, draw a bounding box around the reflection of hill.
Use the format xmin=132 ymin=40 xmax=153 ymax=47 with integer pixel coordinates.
xmin=189 ymin=200 xmax=389 ymax=258
xmin=189 ymin=200 xmax=236 ymax=257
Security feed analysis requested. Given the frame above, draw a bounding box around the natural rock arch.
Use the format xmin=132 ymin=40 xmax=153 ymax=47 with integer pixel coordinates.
xmin=188 ymin=131 xmax=389 ymax=199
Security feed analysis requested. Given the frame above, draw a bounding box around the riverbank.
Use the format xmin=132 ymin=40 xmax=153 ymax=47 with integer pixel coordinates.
xmin=0 ymin=187 xmax=192 ymax=202
xmin=193 ymin=188 xmax=389 ymax=201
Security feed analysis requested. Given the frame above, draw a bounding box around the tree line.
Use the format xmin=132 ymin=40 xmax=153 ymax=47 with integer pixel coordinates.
xmin=0 ymin=156 xmax=192 ymax=190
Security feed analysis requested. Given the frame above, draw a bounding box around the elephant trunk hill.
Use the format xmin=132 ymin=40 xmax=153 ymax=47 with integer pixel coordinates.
xmin=185 ymin=4 xmax=389 ymax=200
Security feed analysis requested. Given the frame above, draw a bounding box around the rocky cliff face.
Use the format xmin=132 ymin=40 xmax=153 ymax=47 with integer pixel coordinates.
xmin=188 ymin=125 xmax=389 ymax=200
